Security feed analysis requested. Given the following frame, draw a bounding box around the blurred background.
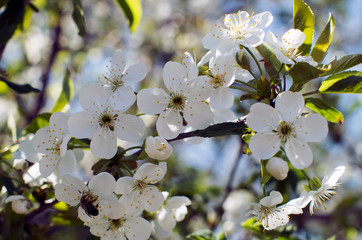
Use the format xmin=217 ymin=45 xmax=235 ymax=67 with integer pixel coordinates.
xmin=0 ymin=0 xmax=361 ymax=239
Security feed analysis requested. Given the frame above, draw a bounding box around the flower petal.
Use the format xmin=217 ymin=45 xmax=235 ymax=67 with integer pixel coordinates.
xmin=111 ymin=49 xmax=126 ymax=73
xmin=260 ymin=191 xmax=283 ymax=207
xmin=79 ymin=83 xmax=108 ymax=113
xmin=250 ymin=11 xmax=273 ymax=29
xmin=134 ymin=162 xmax=167 ymax=184
xmin=115 ymin=176 xmax=137 ymax=194
xmin=57 ymin=150 xmax=76 ymax=176
xmin=296 ymin=113 xmax=328 ymax=142
xmin=88 ymin=172 xmax=116 ymax=199
xmin=157 ymin=208 xmax=176 ymax=233
xmin=68 ymin=111 xmax=95 ymax=139
xmin=113 ymin=114 xmax=145 ymax=142
xmin=49 ymin=112 xmax=69 ymax=139
xmin=202 ymin=30 xmax=222 ymax=50
xmin=137 ymin=88 xmax=169 ymax=114
xmin=209 ymin=87 xmax=234 ymax=109
xmin=212 ymin=108 xmax=237 ymax=124
xmin=285 ymin=138 xmax=313 ymax=169
xmin=247 ymin=103 xmax=279 ymax=132
xmin=108 ymin=86 xmax=136 ymax=112
xmin=183 ymin=102 xmax=213 ymax=130
xmin=62 ymin=173 xmax=87 ymax=192
xmin=39 ymin=155 xmax=58 ymax=177
xmin=163 ymin=61 xmax=187 ymax=92
xmin=275 ymin=91 xmax=304 ymax=122
xmin=156 ymin=109 xmax=183 ymax=139
xmin=142 ymin=186 xmax=165 ymax=213
xmin=33 ymin=127 xmax=55 ymax=154
xmin=124 ymin=216 xmax=152 ymax=240
xmin=122 ymin=62 xmax=147 ymax=85
xmin=54 ymin=183 xmax=82 ymax=206
xmin=99 ymin=200 xmax=125 ymax=219
xmin=283 ymin=29 xmax=305 ymax=49
xmin=166 ymin=196 xmax=192 ymax=209
xmin=249 ymin=132 xmax=281 ymax=160
xmin=119 ymin=190 xmax=143 ymax=216
xmin=90 ymin=128 xmax=117 ymax=159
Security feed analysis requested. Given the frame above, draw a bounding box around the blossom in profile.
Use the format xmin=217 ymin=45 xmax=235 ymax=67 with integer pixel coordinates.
xmin=137 ymin=62 xmax=213 ymax=139
xmin=33 ymin=112 xmax=76 ymax=177
xmin=203 ymin=10 xmax=273 ymax=53
xmin=115 ymin=162 xmax=167 ymax=215
xmin=68 ymin=83 xmax=145 ymax=159
xmin=101 ymin=49 xmax=147 ymax=111
xmin=266 ymin=157 xmax=289 ymax=180
xmin=5 ymin=195 xmax=31 ymax=214
xmin=247 ymin=91 xmax=328 ymax=169
xmin=266 ymin=29 xmax=317 ymax=66
xmin=145 ymin=136 xmax=173 ymax=160
xmin=248 ymin=191 xmax=303 ymax=230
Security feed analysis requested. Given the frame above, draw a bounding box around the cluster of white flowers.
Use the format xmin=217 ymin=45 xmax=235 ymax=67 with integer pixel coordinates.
xmin=3 ymin=7 xmax=349 ymax=239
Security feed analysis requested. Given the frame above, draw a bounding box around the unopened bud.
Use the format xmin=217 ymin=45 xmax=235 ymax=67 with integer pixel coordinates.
xmin=145 ymin=136 xmax=173 ymax=160
xmin=266 ymin=157 xmax=289 ymax=180
xmin=236 ymin=51 xmax=250 ymax=70
xmin=5 ymin=195 xmax=31 ymax=214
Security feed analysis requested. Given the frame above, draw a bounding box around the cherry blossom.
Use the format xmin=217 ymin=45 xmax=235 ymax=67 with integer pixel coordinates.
xmin=145 ymin=136 xmax=173 ymax=160
xmin=247 ymin=91 xmax=328 ymax=169
xmin=266 ymin=157 xmax=289 ymax=180
xmin=115 ymin=162 xmax=167 ymax=215
xmin=5 ymin=195 xmax=31 ymax=214
xmin=68 ymin=83 xmax=145 ymax=159
xmin=33 ymin=112 xmax=76 ymax=177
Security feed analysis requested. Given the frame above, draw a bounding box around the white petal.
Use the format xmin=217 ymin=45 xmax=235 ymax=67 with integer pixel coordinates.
xmin=33 ymin=127 xmax=55 ymax=154
xmin=145 ymin=136 xmax=173 ymax=160
xmin=266 ymin=157 xmax=289 ymax=181
xmin=202 ymin=30 xmax=222 ymax=50
xmin=262 ymin=210 xmax=289 ymax=230
xmin=275 ymin=91 xmax=304 ymax=122
xmin=182 ymin=51 xmax=198 ymax=79
xmin=251 ymin=11 xmax=273 ymax=29
xmin=260 ymin=191 xmax=283 ymax=207
xmin=242 ymin=29 xmax=265 ymax=47
xmin=62 ymin=174 xmax=87 ymax=192
xmin=166 ymin=196 xmax=192 ymax=209
xmin=174 ymin=205 xmax=189 ymax=221
xmin=156 ymin=109 xmax=183 ymax=139
xmin=209 ymin=87 xmax=234 ymax=109
xmin=157 ymin=208 xmax=176 ymax=233
xmin=39 ymin=155 xmax=58 ymax=177
xmin=275 ymin=50 xmax=295 ymax=65
xmin=119 ymin=190 xmax=143 ymax=216
xmin=285 ymin=138 xmax=313 ymax=169
xmin=113 ymin=114 xmax=145 ymax=142
xmin=324 ymin=166 xmax=345 ymax=187
xmin=283 ymin=29 xmax=305 ymax=49
xmin=249 ymin=132 xmax=281 ymax=160
xmin=247 ymin=103 xmax=279 ymax=132
xmin=88 ymin=172 xmax=116 ymax=199
xmin=57 ymin=150 xmax=76 ymax=176
xmin=54 ymin=183 xmax=81 ymax=206
xmin=296 ymin=114 xmax=328 ymax=142
xmin=212 ymin=108 xmax=237 ymax=124
xmin=115 ymin=176 xmax=137 ymax=194
xmin=266 ymin=31 xmax=282 ymax=49
xmin=19 ymin=134 xmax=40 ymax=163
xmin=183 ymin=102 xmax=213 ymax=130
xmin=134 ymin=162 xmax=167 ymax=184
xmin=79 ymin=83 xmax=108 ymax=112
xmin=279 ymin=202 xmax=303 ymax=215
xmin=122 ymin=62 xmax=147 ymax=85
xmin=109 ymin=86 xmax=136 ymax=112
xmin=111 ymin=49 xmax=126 ymax=73
xmin=124 ymin=217 xmax=152 ymax=240
xmin=5 ymin=195 xmax=26 ymax=203
xmin=142 ymin=186 xmax=165 ymax=212
xmin=49 ymin=112 xmax=69 ymax=140
xmin=137 ymin=88 xmax=169 ymax=114
xmin=163 ymin=61 xmax=187 ymax=92
xmin=198 ymin=50 xmax=216 ymax=66
xmin=90 ymin=128 xmax=117 ymax=159
xmin=99 ymin=200 xmax=125 ymax=219
xmin=68 ymin=111 xmax=94 ymax=139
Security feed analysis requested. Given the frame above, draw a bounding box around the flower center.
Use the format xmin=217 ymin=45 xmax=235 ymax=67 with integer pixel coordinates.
xmin=168 ymin=93 xmax=186 ymax=111
xmin=103 ymin=74 xmax=124 ymax=92
xmin=275 ymin=121 xmax=295 ymax=141
xmin=107 ymin=218 xmax=127 ymax=231
xmin=210 ymin=74 xmax=226 ymax=88
xmin=98 ymin=111 xmax=118 ymax=131
xmin=281 ymin=46 xmax=300 ymax=59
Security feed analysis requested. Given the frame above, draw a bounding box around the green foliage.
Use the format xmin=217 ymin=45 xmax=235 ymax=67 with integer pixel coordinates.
xmin=305 ymin=97 xmax=344 ymax=123
xmin=24 ymin=112 xmax=51 ymax=134
xmin=72 ymin=0 xmax=86 ymax=37
xmin=321 ymin=54 xmax=362 ymax=76
xmin=0 ymin=76 xmax=40 ymax=94
xmin=241 ymin=218 xmax=263 ymax=234
xmin=138 ymin=149 xmax=148 ymax=160
xmin=261 ymin=160 xmax=271 ymax=184
xmin=186 ymin=229 xmax=216 ymax=240
xmin=114 ymin=0 xmax=142 ymax=33
xmin=319 ymin=71 xmax=362 ymax=94
xmin=289 ymin=62 xmax=325 ymax=91
xmin=51 ymin=68 xmax=74 ymax=112
xmin=256 ymin=43 xmax=283 ymax=70
xmin=311 ymin=13 xmax=335 ymax=63
xmin=293 ymin=0 xmax=314 ymax=56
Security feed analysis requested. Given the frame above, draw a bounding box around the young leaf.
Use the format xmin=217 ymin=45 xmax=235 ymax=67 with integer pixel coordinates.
xmin=52 ymin=68 xmax=73 ymax=113
xmin=319 ymin=71 xmax=362 ymax=94
xmin=311 ymin=13 xmax=335 ymax=63
xmin=256 ymin=43 xmax=283 ymax=70
xmin=72 ymin=0 xmax=86 ymax=37
xmin=321 ymin=54 xmax=362 ymax=76
xmin=0 ymin=77 xmax=40 ymax=94
xmin=24 ymin=112 xmax=51 ymax=134
xmin=293 ymin=0 xmax=314 ymax=56
xmin=186 ymin=229 xmax=216 ymax=240
xmin=305 ymin=97 xmax=344 ymax=123
xmin=113 ymin=0 xmax=142 ymax=33
xmin=289 ymin=62 xmax=325 ymax=91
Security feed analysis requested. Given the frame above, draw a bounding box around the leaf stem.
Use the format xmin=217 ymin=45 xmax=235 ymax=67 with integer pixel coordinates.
xmin=120 ymin=146 xmax=143 ymax=156
xmin=260 ymin=163 xmax=266 ymax=197
xmin=301 ymin=169 xmax=311 ymax=180
xmin=235 ymin=79 xmax=259 ymax=90
xmin=120 ymin=162 xmax=134 ymax=176
xmin=230 ymin=85 xmax=256 ymax=93
xmin=243 ymin=46 xmax=265 ymax=82
xmin=270 ymin=63 xmax=285 ymax=85
xmin=302 ymin=90 xmax=320 ymax=97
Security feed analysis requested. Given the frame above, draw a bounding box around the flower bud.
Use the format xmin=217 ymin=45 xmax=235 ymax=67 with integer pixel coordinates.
xmin=266 ymin=157 xmax=289 ymax=180
xmin=145 ymin=136 xmax=173 ymax=160
xmin=5 ymin=195 xmax=31 ymax=214
xmin=236 ymin=50 xmax=250 ymax=70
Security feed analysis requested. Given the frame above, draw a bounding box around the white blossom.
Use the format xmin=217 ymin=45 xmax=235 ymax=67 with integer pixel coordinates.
xmin=100 ymin=49 xmax=147 ymax=112
xmin=203 ymin=11 xmax=273 ymax=53
xmin=5 ymin=195 xmax=31 ymax=214
xmin=248 ymin=191 xmax=303 ymax=230
xmin=19 ymin=134 xmax=41 ymax=163
xmin=68 ymin=83 xmax=145 ymax=159
xmin=145 ymin=136 xmax=173 ymax=160
xmin=266 ymin=29 xmax=317 ymax=66
xmin=137 ymin=62 xmax=213 ymax=139
xmin=266 ymin=157 xmax=289 ymax=180
xmin=115 ymin=162 xmax=167 ymax=215
xmin=247 ymin=91 xmax=328 ymax=169
xmin=33 ymin=112 xmax=76 ymax=177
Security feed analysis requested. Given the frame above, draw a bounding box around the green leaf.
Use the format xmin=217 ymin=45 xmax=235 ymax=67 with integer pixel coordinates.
xmin=311 ymin=13 xmax=335 ymax=63
xmin=289 ymin=62 xmax=325 ymax=91
xmin=319 ymin=71 xmax=362 ymax=94
xmin=72 ymin=0 xmax=86 ymax=37
xmin=241 ymin=218 xmax=263 ymax=233
xmin=305 ymin=97 xmax=344 ymax=123
xmin=0 ymin=76 xmax=40 ymax=94
xmin=261 ymin=160 xmax=271 ymax=184
xmin=51 ymin=68 xmax=73 ymax=113
xmin=138 ymin=149 xmax=148 ymax=160
xmin=293 ymin=0 xmax=315 ymax=56
xmin=186 ymin=229 xmax=216 ymax=240
xmin=24 ymin=112 xmax=51 ymax=134
xmin=321 ymin=54 xmax=362 ymax=76
xmin=114 ymin=0 xmax=142 ymax=33
xmin=256 ymin=43 xmax=283 ymax=70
